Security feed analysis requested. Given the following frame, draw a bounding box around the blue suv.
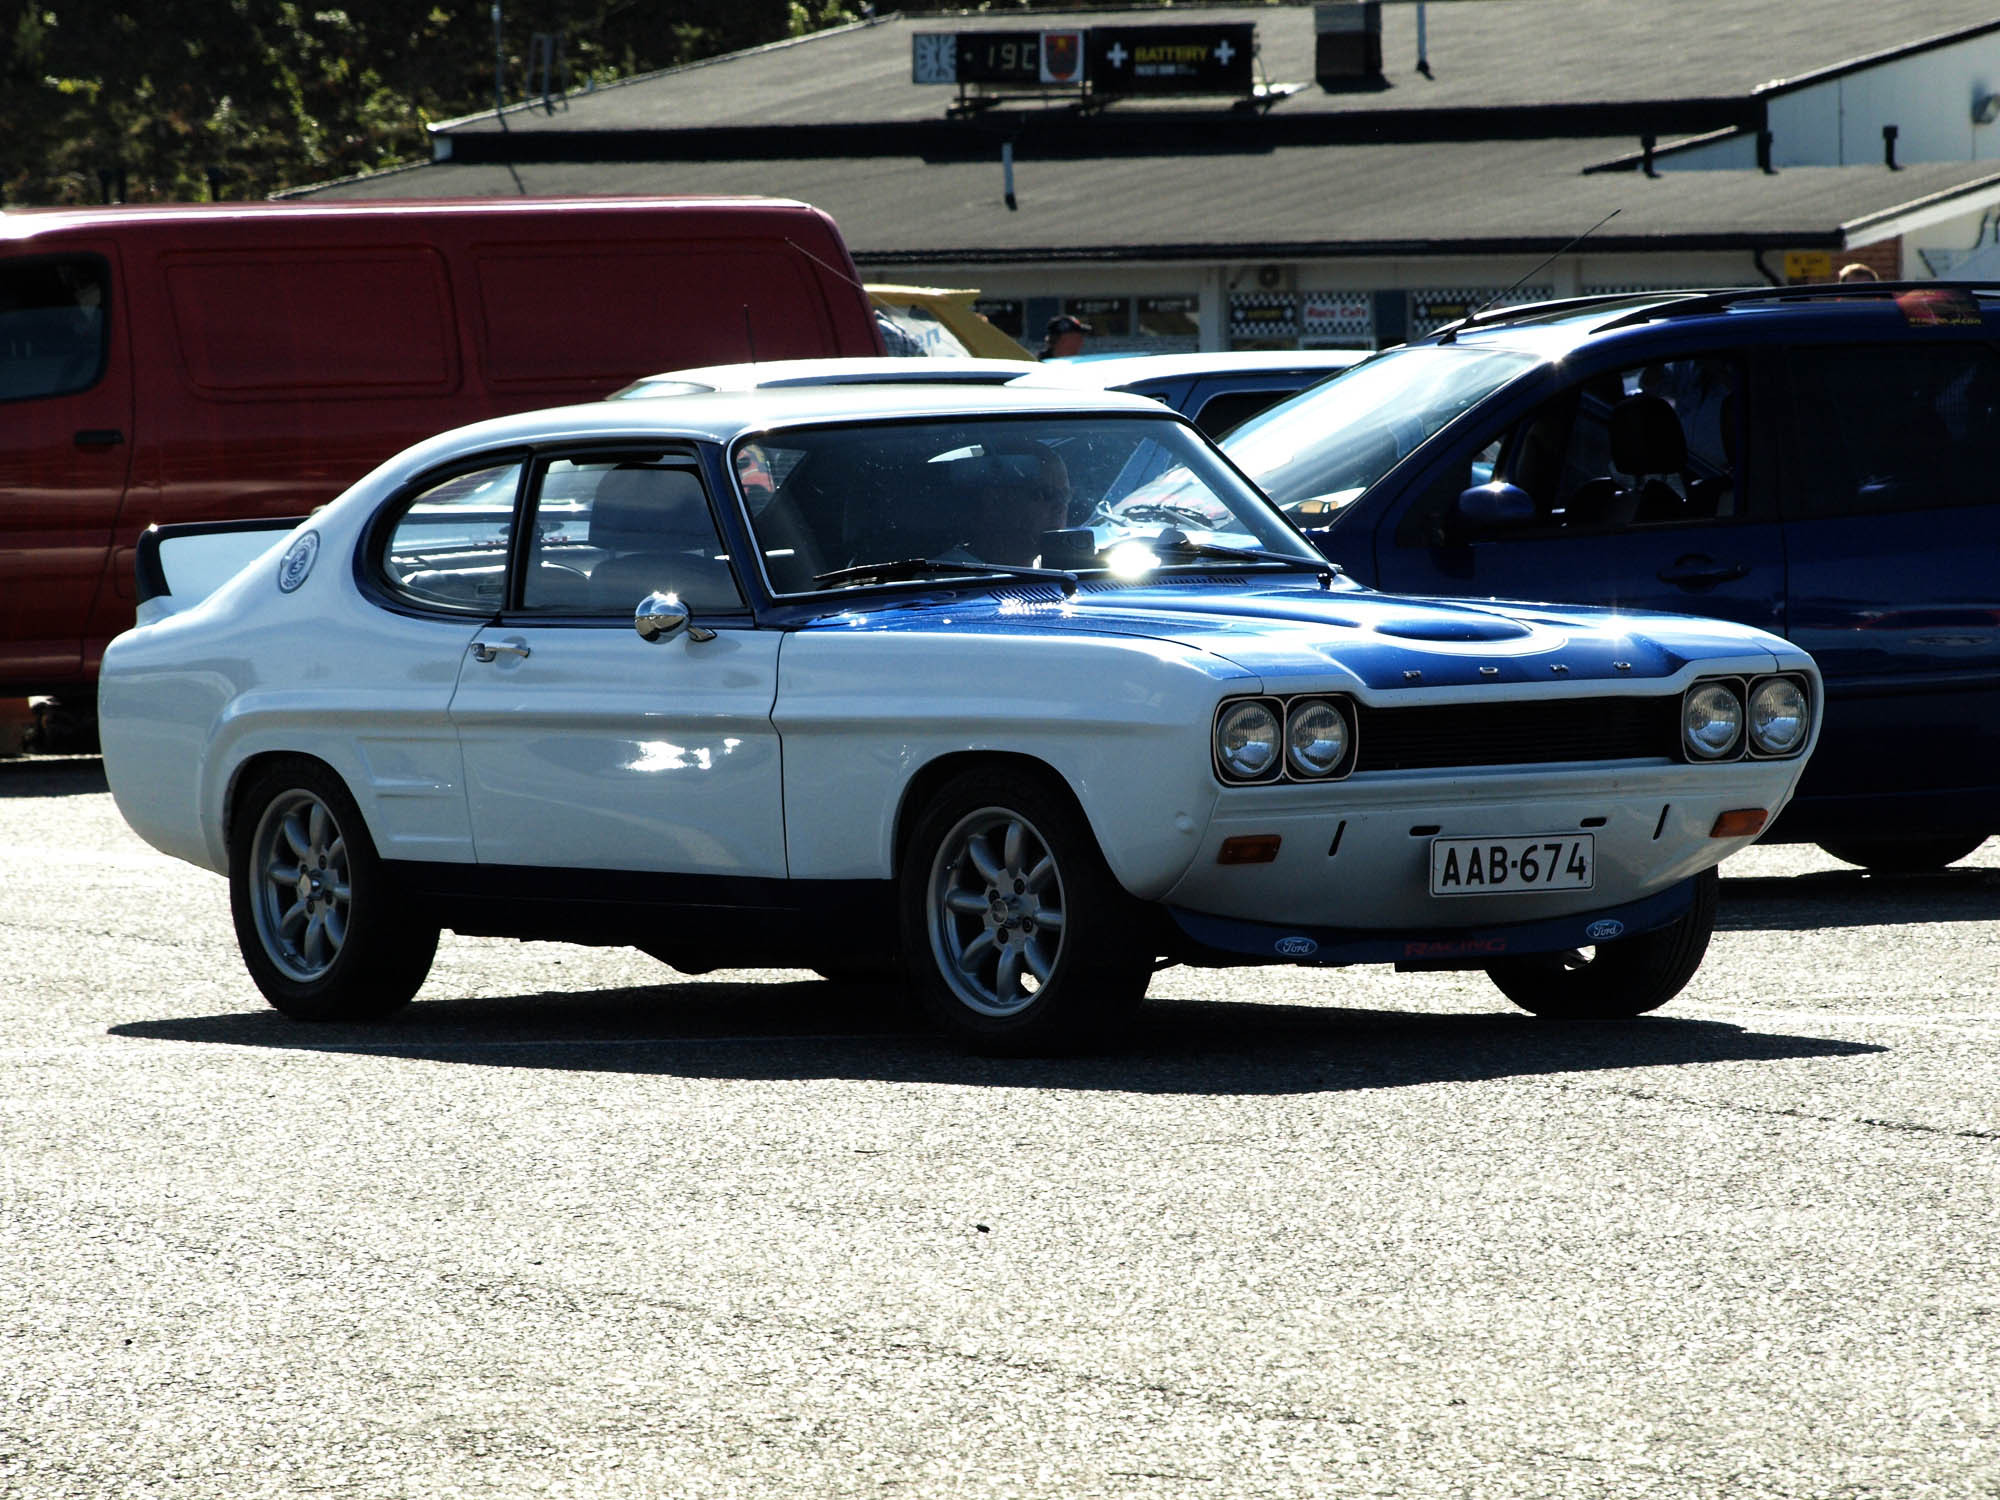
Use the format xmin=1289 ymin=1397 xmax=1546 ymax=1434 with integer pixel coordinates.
xmin=1221 ymin=284 xmax=2000 ymax=872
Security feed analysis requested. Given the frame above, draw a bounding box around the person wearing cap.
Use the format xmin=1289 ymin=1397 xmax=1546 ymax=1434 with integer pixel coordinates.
xmin=1039 ymin=314 xmax=1091 ymax=359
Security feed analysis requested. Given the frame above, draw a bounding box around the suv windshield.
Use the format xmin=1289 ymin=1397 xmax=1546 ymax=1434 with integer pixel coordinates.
xmin=735 ymin=414 xmax=1322 ymax=595
xmin=1222 ymin=345 xmax=1540 ymax=520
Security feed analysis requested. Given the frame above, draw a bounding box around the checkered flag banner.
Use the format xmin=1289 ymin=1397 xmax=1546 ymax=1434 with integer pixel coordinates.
xmin=1409 ymin=286 xmax=1553 ymax=338
xmin=1229 ymin=291 xmax=1298 ymax=340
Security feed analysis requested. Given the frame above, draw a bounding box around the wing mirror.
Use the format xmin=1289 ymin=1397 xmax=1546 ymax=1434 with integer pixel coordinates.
xmin=1437 ymin=481 xmax=1536 ymax=544
xmin=634 ymin=591 xmax=715 ymax=644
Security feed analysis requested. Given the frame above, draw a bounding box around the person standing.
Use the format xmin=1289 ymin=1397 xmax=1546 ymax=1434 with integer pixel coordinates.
xmin=1039 ymin=313 xmax=1091 ymax=359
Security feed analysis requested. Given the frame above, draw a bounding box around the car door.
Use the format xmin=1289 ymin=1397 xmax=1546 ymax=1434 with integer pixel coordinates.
xmin=1776 ymin=338 xmax=2000 ymax=811
xmin=447 ymin=449 xmax=787 ymax=876
xmin=1371 ymin=352 xmax=1787 ymax=637
xmin=0 ymin=248 xmax=133 ymax=687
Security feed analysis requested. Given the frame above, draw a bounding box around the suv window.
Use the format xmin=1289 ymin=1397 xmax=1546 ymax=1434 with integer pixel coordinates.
xmin=1786 ymin=343 xmax=2000 ymax=518
xmin=0 ymin=255 xmax=109 ymax=403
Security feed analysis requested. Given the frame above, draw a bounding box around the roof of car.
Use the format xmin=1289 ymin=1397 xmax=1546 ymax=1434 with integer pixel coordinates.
xmin=612 ymin=356 xmax=1036 ymax=396
xmin=1012 ymin=350 xmax=1370 ymax=389
xmin=392 ymin=382 xmax=1177 ymax=469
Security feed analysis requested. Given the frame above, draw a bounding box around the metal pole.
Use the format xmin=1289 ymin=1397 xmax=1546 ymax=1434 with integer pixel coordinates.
xmin=492 ymin=2 xmax=504 ymax=114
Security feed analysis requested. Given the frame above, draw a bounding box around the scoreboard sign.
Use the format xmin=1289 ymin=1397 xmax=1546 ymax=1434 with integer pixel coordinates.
xmin=913 ymin=24 xmax=1252 ymax=95
xmin=1089 ymin=24 xmax=1255 ymax=96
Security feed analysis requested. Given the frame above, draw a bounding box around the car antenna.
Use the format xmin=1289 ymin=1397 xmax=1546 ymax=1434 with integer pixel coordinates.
xmin=1438 ymin=208 xmax=1621 ymax=343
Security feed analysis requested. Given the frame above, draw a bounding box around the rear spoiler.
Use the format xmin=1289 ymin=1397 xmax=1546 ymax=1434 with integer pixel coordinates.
xmin=135 ymin=516 xmax=310 ymax=625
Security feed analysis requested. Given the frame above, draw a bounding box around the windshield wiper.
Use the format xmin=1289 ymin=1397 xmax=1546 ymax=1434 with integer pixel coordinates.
xmin=813 ymin=556 xmax=1080 ymax=596
xmin=1131 ymin=528 xmax=1341 ymax=586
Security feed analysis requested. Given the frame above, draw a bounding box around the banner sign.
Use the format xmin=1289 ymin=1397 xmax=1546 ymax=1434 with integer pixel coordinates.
xmin=912 ymin=31 xmax=1085 ymax=86
xmin=1089 ymin=25 xmax=1255 ymax=96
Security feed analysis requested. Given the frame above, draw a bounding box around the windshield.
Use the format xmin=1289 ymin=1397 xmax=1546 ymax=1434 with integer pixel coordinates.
xmin=734 ymin=414 xmax=1321 ymax=595
xmin=1221 ymin=345 xmax=1540 ymax=520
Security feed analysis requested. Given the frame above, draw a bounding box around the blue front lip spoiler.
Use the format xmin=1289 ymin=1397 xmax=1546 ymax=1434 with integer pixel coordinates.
xmin=1167 ymin=877 xmax=1697 ymax=968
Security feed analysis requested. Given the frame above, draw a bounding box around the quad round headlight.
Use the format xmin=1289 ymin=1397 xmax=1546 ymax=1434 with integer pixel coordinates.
xmin=1215 ymin=700 xmax=1282 ymax=781
xmin=1285 ymin=698 xmax=1350 ymax=778
xmin=1683 ymin=680 xmax=1744 ymax=760
xmin=1747 ymin=676 xmax=1808 ymax=756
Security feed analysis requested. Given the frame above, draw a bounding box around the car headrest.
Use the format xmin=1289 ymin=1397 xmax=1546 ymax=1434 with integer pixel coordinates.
xmin=588 ymin=466 xmax=714 ymax=551
xmin=1609 ymin=395 xmax=1687 ymax=477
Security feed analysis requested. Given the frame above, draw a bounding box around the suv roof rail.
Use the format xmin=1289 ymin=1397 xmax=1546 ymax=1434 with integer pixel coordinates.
xmin=1431 ymin=290 xmax=1667 ymax=343
xmin=1588 ymin=280 xmax=2000 ymax=333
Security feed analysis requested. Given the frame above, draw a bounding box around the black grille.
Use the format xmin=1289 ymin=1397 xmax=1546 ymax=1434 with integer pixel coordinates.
xmin=1352 ymin=695 xmax=1681 ymax=772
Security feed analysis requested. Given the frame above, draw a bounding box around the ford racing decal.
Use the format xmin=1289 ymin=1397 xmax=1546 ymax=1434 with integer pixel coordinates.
xmin=278 ymin=531 xmax=320 ymax=593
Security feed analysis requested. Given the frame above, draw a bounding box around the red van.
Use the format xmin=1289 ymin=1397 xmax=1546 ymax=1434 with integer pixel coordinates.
xmin=0 ymin=196 xmax=883 ymax=719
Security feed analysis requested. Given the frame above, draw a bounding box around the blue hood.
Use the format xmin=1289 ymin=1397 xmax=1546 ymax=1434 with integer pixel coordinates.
xmin=805 ymin=578 xmax=1778 ymax=691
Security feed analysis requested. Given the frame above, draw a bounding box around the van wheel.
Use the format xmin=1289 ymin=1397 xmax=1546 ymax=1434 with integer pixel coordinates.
xmin=229 ymin=758 xmax=438 ymax=1021
xmin=901 ymin=768 xmax=1150 ymax=1054
xmin=1484 ymin=868 xmax=1717 ymax=1020
xmin=1816 ymin=835 xmax=1988 ymax=873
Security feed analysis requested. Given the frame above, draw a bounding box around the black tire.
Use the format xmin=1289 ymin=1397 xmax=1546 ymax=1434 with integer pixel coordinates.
xmin=1484 ymin=866 xmax=1718 ymax=1020
xmin=1816 ymin=834 xmax=1988 ymax=873
xmin=899 ymin=767 xmax=1151 ymax=1054
xmin=229 ymin=756 xmax=439 ymax=1021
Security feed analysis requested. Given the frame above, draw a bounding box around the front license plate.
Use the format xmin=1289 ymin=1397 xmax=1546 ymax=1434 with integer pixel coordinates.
xmin=1430 ymin=834 xmax=1594 ymax=896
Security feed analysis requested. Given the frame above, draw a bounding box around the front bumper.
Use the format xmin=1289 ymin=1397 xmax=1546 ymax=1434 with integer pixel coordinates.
xmin=1168 ymin=877 xmax=1696 ymax=968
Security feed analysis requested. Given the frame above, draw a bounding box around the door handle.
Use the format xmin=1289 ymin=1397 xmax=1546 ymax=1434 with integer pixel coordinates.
xmin=471 ymin=641 xmax=531 ymax=662
xmin=74 ymin=428 xmax=125 ymax=449
xmin=1657 ymin=555 xmax=1751 ymax=589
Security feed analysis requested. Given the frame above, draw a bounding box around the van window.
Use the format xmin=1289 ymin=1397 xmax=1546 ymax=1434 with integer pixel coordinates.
xmin=0 ymin=255 xmax=109 ymax=402
xmin=165 ymin=249 xmax=458 ymax=395
xmin=1787 ymin=344 xmax=2000 ymax=517
xmin=473 ymin=245 xmax=833 ymax=386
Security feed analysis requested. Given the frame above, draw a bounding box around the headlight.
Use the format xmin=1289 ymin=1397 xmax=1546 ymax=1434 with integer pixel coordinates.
xmin=1285 ymin=698 xmax=1350 ymax=778
xmin=1747 ymin=676 xmax=1808 ymax=756
xmin=1683 ymin=680 xmax=1744 ymax=760
xmin=1215 ymin=700 xmax=1282 ymax=781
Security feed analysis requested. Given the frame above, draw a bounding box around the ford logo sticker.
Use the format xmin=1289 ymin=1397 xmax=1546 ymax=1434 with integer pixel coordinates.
xmin=1585 ymin=919 xmax=1625 ymax=942
xmin=278 ymin=530 xmax=321 ymax=594
xmin=1275 ymin=935 xmax=1318 ymax=957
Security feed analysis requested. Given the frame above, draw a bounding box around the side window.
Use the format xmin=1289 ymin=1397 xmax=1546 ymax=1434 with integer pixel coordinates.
xmin=521 ymin=457 xmax=744 ymax=616
xmin=1191 ymin=387 xmax=1289 ymax=438
xmin=0 ymin=255 xmax=109 ymax=403
xmin=1786 ymin=344 xmax=2000 ymax=518
xmin=1541 ymin=359 xmax=1742 ymax=530
xmin=379 ymin=462 xmax=523 ymax=611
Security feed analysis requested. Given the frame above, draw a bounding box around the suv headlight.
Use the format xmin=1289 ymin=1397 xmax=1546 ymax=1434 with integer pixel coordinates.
xmin=1747 ymin=675 xmax=1808 ymax=757
xmin=1215 ymin=700 xmax=1282 ymax=782
xmin=1683 ymin=680 xmax=1744 ymax=760
xmin=1285 ymin=698 xmax=1350 ymax=778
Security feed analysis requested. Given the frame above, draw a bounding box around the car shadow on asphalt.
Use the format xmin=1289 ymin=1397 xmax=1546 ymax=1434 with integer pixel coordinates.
xmin=1718 ymin=865 xmax=2000 ymax=931
xmin=110 ymin=982 xmax=1881 ymax=1094
xmin=0 ymin=756 xmax=109 ymax=798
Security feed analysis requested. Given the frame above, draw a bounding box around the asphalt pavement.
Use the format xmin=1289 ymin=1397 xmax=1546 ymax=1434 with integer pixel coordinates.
xmin=2 ymin=756 xmax=1996 ymax=1499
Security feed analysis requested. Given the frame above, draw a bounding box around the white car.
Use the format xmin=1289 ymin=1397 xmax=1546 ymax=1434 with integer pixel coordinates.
xmin=99 ymin=386 xmax=1819 ymax=1052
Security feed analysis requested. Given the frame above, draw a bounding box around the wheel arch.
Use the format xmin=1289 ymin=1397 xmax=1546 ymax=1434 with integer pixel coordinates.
xmin=221 ymin=750 xmax=350 ymax=866
xmin=890 ymin=750 xmax=1095 ymax=880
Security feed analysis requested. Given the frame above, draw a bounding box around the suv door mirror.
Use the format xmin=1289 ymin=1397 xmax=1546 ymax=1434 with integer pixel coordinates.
xmin=1438 ymin=481 xmax=1536 ymax=543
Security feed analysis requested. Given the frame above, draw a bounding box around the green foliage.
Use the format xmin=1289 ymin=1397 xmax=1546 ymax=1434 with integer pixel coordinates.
xmin=0 ymin=1 xmax=800 ymax=204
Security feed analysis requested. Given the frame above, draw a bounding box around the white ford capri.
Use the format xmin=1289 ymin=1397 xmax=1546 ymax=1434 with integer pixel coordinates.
xmin=99 ymin=386 xmax=1819 ymax=1052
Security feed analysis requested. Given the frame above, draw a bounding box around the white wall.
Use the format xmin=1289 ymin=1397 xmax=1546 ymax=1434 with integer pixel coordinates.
xmin=1766 ymin=32 xmax=2000 ymax=166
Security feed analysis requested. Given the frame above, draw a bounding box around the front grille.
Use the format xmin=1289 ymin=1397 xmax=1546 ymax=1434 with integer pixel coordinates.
xmin=1352 ymin=695 xmax=1681 ymax=772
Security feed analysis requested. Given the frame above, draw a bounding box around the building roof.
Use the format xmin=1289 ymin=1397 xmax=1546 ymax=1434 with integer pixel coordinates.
xmin=289 ymin=2 xmax=2000 ymax=267
xmin=298 ymin=141 xmax=2000 ymax=265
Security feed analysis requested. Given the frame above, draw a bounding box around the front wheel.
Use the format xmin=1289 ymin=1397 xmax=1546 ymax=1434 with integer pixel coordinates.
xmin=229 ymin=757 xmax=439 ymax=1021
xmin=1484 ymin=867 xmax=1718 ymax=1020
xmin=900 ymin=768 xmax=1151 ymax=1054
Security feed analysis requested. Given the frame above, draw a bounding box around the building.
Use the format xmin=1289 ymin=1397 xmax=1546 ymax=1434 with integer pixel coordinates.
xmin=290 ymin=2 xmax=2000 ymax=351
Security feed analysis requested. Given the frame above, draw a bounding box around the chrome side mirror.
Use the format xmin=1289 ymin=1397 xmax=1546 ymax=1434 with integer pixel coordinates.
xmin=634 ymin=591 xmax=715 ymax=644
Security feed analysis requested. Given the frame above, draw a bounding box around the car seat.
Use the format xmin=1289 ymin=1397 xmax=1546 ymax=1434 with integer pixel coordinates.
xmin=1564 ymin=395 xmax=1689 ymax=528
xmin=585 ymin=465 xmax=742 ymax=614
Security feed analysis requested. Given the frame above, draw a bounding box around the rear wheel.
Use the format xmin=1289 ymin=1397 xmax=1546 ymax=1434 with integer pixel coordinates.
xmin=229 ymin=757 xmax=438 ymax=1021
xmin=900 ymin=768 xmax=1151 ymax=1054
xmin=1816 ymin=834 xmax=1988 ymax=873
xmin=1484 ymin=867 xmax=1717 ymax=1020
